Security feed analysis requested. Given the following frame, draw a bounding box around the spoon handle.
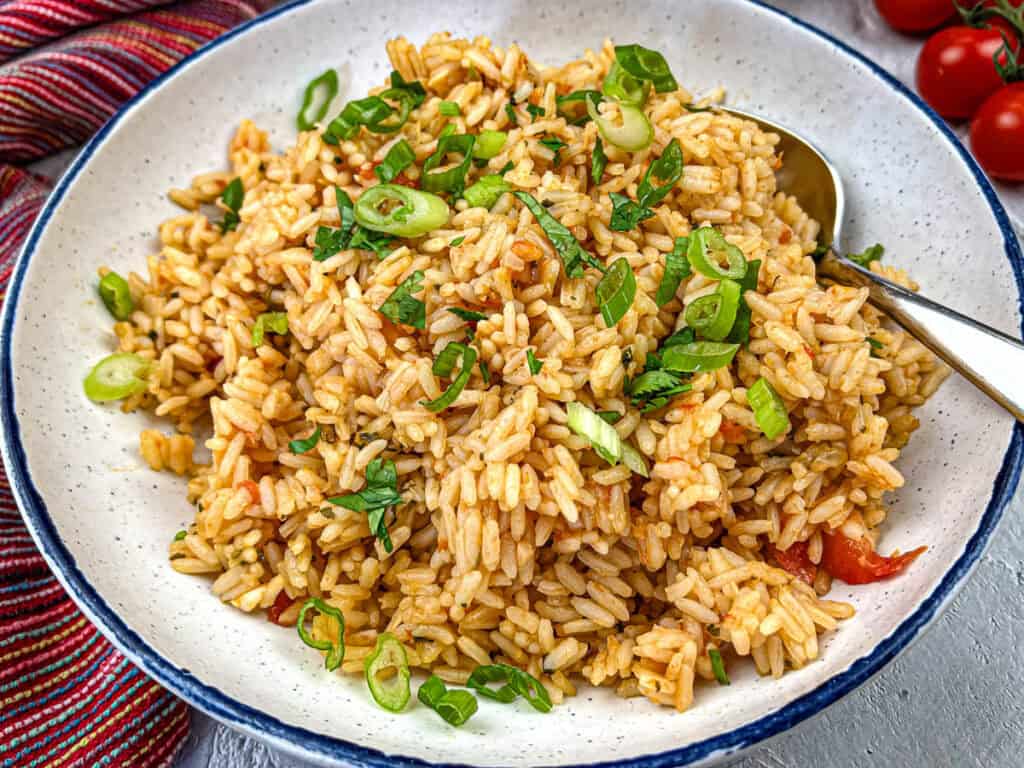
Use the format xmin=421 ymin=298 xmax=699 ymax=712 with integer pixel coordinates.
xmin=819 ymin=252 xmax=1024 ymax=422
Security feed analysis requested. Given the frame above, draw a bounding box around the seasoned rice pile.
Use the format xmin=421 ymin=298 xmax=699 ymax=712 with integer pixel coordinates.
xmin=111 ymin=35 xmax=948 ymax=711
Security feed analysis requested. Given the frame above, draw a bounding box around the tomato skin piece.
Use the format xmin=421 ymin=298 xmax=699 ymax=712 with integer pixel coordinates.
xmin=916 ymin=26 xmax=1009 ymax=119
xmin=821 ymin=531 xmax=926 ymax=585
xmin=767 ymin=541 xmax=817 ymax=585
xmin=267 ymin=590 xmax=294 ymax=625
xmin=874 ymin=0 xmax=956 ymax=33
xmin=970 ymin=83 xmax=1024 ymax=181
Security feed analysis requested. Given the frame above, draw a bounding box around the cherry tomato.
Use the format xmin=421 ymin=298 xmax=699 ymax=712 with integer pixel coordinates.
xmin=916 ymin=26 xmax=1013 ymax=119
xmin=970 ymin=83 xmax=1024 ymax=180
xmin=875 ymin=0 xmax=956 ymax=33
xmin=821 ymin=531 xmax=926 ymax=585
xmin=767 ymin=541 xmax=817 ymax=585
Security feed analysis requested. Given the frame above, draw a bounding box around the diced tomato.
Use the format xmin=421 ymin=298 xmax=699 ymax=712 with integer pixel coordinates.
xmin=803 ymin=345 xmax=815 ymax=359
xmin=391 ymin=172 xmax=418 ymax=189
xmin=821 ymin=530 xmax=926 ymax=585
xmin=267 ymin=590 xmax=294 ymax=625
xmin=767 ymin=541 xmax=817 ymax=585
xmin=719 ymin=420 xmax=746 ymax=444
xmin=237 ymin=480 xmax=261 ymax=504
xmin=358 ymin=163 xmax=376 ymax=181
xmin=511 ymin=239 xmax=544 ymax=262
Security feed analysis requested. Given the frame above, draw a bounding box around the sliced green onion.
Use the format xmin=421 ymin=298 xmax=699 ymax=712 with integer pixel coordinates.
xmin=567 ymin=401 xmax=622 ymax=465
xmin=591 ymin=136 xmax=608 ymax=185
xmin=526 ymin=103 xmax=545 ymax=121
xmin=656 ymin=236 xmax=691 ymax=307
xmin=289 ymin=425 xmax=321 ymax=454
xmin=218 ymin=177 xmax=244 ymax=233
xmin=377 ymin=270 xmax=426 ymax=329
xmin=708 ymin=647 xmax=730 ymax=685
xmin=323 ymin=96 xmax=395 ymax=143
xmin=866 ymin=336 xmax=884 ymax=358
xmin=297 ymin=69 xmax=339 ymax=131
xmin=418 ymin=676 xmax=480 ymax=727
xmin=173 ymin=529 xmax=187 ymax=541
xmin=327 ymin=457 xmax=400 ymax=553
xmin=595 ymin=258 xmax=636 ymax=328
xmin=513 ymin=191 xmax=601 ymax=278
xmin=847 ymin=243 xmax=884 ymax=269
xmin=98 ymin=272 xmax=134 ymax=320
xmin=726 ymin=258 xmax=761 ymax=346
xmin=747 ymin=376 xmax=790 ymax=440
xmin=614 ymin=44 xmax=679 ymax=94
xmin=439 ymin=100 xmax=461 ymax=116
xmin=435 ymin=689 xmax=478 ymax=726
xmin=602 ymin=61 xmax=651 ymax=106
xmin=375 ymin=139 xmax=416 ymax=184
xmin=662 ymin=340 xmax=740 ymax=373
xmin=322 ymin=72 xmax=425 ymax=144
xmin=418 ymin=675 xmax=447 ymax=709
xmin=297 ymin=597 xmax=345 ymax=671
xmin=463 ymin=175 xmax=510 ymax=209
xmin=472 ymin=129 xmax=507 ymax=160
xmin=556 ymin=89 xmax=602 ymax=124
xmin=432 ymin=342 xmax=465 ymax=377
xmin=423 ymin=133 xmax=476 ymax=195
xmin=422 ymin=344 xmax=477 ymax=412
xmin=587 ymin=98 xmax=653 ymax=152
xmin=526 ymin=349 xmax=543 ymax=375
xmin=479 ymin=358 xmax=491 ymax=384
xmin=685 ymin=279 xmax=741 ymax=341
xmin=364 ymin=632 xmax=410 ymax=712
xmin=83 ymin=353 xmax=150 ymax=402
xmin=687 ymin=227 xmax=747 ymax=281
xmin=466 ymin=663 xmax=552 ymax=712
xmin=504 ymin=101 xmax=518 ymax=125
xmin=355 ymin=185 xmax=449 ymax=238
xmin=252 ymin=312 xmax=288 ymax=347
xmin=596 ymin=410 xmax=622 ymax=424
xmin=620 ymin=443 xmax=649 ymax=478
xmin=449 ymin=236 xmax=466 ymax=247
xmin=636 ymin=138 xmax=683 ymax=208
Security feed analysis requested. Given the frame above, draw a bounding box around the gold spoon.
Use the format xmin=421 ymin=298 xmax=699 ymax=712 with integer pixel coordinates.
xmin=721 ymin=106 xmax=1024 ymax=422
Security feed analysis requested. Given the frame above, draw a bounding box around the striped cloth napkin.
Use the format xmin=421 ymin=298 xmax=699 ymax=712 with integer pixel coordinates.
xmin=0 ymin=2 xmax=274 ymax=765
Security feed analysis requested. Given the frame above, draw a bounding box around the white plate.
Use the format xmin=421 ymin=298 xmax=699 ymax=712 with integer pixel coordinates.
xmin=2 ymin=1 xmax=1022 ymax=766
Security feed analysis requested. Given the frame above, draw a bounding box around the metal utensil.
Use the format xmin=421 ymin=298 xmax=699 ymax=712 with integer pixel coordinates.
xmin=720 ymin=106 xmax=1024 ymax=422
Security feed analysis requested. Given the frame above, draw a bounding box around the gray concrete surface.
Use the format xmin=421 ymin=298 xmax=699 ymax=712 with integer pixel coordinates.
xmin=166 ymin=2 xmax=1024 ymax=766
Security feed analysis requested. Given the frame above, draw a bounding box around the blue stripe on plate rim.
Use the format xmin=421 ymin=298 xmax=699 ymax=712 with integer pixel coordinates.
xmin=1 ymin=1 xmax=1022 ymax=766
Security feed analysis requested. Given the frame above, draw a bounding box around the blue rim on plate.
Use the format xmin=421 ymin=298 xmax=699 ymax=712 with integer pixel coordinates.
xmin=1 ymin=1 xmax=1022 ymax=766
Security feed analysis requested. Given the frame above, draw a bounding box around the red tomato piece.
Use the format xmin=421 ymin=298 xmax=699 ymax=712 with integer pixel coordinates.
xmin=821 ymin=530 xmax=926 ymax=585
xmin=767 ymin=541 xmax=817 ymax=585
xmin=875 ymin=0 xmax=956 ymax=33
xmin=237 ymin=480 xmax=261 ymax=503
xmin=916 ymin=26 xmax=1011 ymax=119
xmin=267 ymin=590 xmax=294 ymax=625
xmin=970 ymin=83 xmax=1024 ymax=181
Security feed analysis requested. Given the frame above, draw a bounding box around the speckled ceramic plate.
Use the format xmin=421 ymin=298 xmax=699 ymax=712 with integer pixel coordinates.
xmin=2 ymin=1 xmax=1022 ymax=766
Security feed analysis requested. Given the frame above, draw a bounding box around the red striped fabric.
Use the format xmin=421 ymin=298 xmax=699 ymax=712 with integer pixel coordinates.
xmin=0 ymin=2 xmax=169 ymax=64
xmin=0 ymin=1 xmax=273 ymax=764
